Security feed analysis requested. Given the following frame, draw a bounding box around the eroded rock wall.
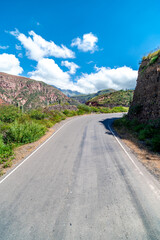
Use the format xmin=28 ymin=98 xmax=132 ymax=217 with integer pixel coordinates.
xmin=128 ymin=56 xmax=160 ymax=122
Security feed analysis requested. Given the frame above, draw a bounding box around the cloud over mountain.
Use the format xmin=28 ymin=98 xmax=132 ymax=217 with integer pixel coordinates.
xmin=0 ymin=53 xmax=23 ymax=75
xmin=7 ymin=29 xmax=137 ymax=94
xmin=75 ymin=66 xmax=138 ymax=93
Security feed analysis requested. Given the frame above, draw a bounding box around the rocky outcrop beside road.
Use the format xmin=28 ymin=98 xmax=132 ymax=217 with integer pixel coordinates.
xmin=128 ymin=54 xmax=160 ymax=122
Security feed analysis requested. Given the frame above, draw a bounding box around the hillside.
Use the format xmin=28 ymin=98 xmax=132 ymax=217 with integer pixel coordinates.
xmin=71 ymin=89 xmax=116 ymax=103
xmin=128 ymin=50 xmax=160 ymax=122
xmin=0 ymin=72 xmax=72 ymax=109
xmin=86 ymin=90 xmax=134 ymax=107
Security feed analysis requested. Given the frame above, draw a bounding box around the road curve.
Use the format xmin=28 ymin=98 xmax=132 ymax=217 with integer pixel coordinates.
xmin=0 ymin=113 xmax=160 ymax=240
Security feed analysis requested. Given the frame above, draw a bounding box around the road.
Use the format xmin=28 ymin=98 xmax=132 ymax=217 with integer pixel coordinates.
xmin=0 ymin=113 xmax=160 ymax=240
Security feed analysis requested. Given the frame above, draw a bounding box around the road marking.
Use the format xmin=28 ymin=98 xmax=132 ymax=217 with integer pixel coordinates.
xmin=108 ymin=123 xmax=160 ymax=199
xmin=0 ymin=119 xmax=74 ymax=185
xmin=108 ymin=124 xmax=144 ymax=176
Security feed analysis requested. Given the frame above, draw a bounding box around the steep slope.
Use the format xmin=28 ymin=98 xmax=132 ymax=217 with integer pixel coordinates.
xmin=0 ymin=72 xmax=71 ymax=109
xmin=71 ymin=89 xmax=116 ymax=103
xmin=128 ymin=51 xmax=160 ymax=122
xmin=86 ymin=90 xmax=134 ymax=107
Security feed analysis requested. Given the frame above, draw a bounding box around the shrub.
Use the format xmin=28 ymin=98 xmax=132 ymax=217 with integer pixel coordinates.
xmin=8 ymin=121 xmax=46 ymax=144
xmin=29 ymin=109 xmax=48 ymax=120
xmin=77 ymin=104 xmax=91 ymax=113
xmin=114 ymin=116 xmax=160 ymax=153
xmin=0 ymin=134 xmax=13 ymax=164
xmin=0 ymin=105 xmax=20 ymax=123
xmin=151 ymin=135 xmax=160 ymax=151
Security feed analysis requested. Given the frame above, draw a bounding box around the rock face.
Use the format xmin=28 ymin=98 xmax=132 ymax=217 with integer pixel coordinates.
xmin=128 ymin=55 xmax=160 ymax=122
xmin=0 ymin=72 xmax=70 ymax=109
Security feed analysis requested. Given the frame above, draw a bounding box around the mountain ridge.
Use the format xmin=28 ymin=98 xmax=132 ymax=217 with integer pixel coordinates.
xmin=0 ymin=72 xmax=71 ymax=109
xmin=71 ymin=89 xmax=116 ymax=103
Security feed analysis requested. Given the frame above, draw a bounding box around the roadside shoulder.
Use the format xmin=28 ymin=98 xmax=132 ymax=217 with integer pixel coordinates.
xmin=113 ymin=125 xmax=160 ymax=181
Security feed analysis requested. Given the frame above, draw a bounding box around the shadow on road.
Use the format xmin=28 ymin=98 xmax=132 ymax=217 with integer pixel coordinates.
xmin=99 ymin=116 xmax=121 ymax=136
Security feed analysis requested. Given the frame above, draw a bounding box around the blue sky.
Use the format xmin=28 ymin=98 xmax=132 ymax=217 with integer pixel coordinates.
xmin=0 ymin=0 xmax=160 ymax=93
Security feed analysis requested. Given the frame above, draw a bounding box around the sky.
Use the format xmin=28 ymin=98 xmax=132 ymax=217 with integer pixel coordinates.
xmin=0 ymin=0 xmax=160 ymax=94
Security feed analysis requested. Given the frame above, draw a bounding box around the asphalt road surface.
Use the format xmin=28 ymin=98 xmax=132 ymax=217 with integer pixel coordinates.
xmin=0 ymin=113 xmax=160 ymax=240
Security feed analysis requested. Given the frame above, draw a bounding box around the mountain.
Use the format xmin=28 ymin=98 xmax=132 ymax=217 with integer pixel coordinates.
xmin=71 ymin=89 xmax=116 ymax=103
xmin=86 ymin=90 xmax=134 ymax=107
xmin=0 ymin=72 xmax=72 ymax=109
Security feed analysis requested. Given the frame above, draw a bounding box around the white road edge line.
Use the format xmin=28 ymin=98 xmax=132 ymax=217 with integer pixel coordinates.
xmin=108 ymin=124 xmax=144 ymax=176
xmin=0 ymin=119 xmax=73 ymax=185
xmin=108 ymin=123 xmax=160 ymax=199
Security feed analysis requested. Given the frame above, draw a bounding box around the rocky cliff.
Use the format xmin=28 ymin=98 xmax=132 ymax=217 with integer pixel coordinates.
xmin=128 ymin=52 xmax=160 ymax=122
xmin=0 ymin=72 xmax=71 ymax=109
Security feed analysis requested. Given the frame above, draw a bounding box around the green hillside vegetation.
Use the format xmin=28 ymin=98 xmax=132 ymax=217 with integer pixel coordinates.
xmin=87 ymin=90 xmax=134 ymax=107
xmin=0 ymin=104 xmax=128 ymax=175
xmin=71 ymin=89 xmax=116 ymax=103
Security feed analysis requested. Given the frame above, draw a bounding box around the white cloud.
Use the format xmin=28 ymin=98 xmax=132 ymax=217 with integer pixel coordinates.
xmin=75 ymin=66 xmax=138 ymax=94
xmin=29 ymin=58 xmax=76 ymax=90
xmin=61 ymin=60 xmax=80 ymax=74
xmin=29 ymin=59 xmax=137 ymax=94
xmin=10 ymin=29 xmax=75 ymax=61
xmin=15 ymin=44 xmax=22 ymax=50
xmin=71 ymin=33 xmax=98 ymax=53
xmin=18 ymin=53 xmax=23 ymax=58
xmin=0 ymin=45 xmax=9 ymax=50
xmin=0 ymin=53 xmax=23 ymax=75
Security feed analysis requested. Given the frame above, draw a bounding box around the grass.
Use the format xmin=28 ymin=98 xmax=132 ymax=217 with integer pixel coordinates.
xmin=114 ymin=116 xmax=160 ymax=153
xmin=0 ymin=104 xmax=128 ymax=172
xmin=141 ymin=49 xmax=160 ymax=74
xmin=142 ymin=49 xmax=160 ymax=61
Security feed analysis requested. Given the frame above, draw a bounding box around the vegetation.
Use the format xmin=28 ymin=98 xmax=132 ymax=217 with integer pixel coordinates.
xmin=0 ymin=104 xmax=128 ymax=174
xmin=142 ymin=49 xmax=160 ymax=61
xmin=141 ymin=49 xmax=160 ymax=73
xmin=87 ymin=90 xmax=134 ymax=107
xmin=0 ymin=72 xmax=72 ymax=110
xmin=114 ymin=116 xmax=160 ymax=153
xmin=71 ymin=89 xmax=116 ymax=103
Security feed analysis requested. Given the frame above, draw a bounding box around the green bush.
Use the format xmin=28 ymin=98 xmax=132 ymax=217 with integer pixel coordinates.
xmin=0 ymin=134 xmax=13 ymax=164
xmin=78 ymin=104 xmax=91 ymax=113
xmin=29 ymin=109 xmax=48 ymax=120
xmin=114 ymin=116 xmax=160 ymax=153
xmin=8 ymin=121 xmax=46 ymax=144
xmin=151 ymin=135 xmax=160 ymax=151
xmin=0 ymin=105 xmax=20 ymax=123
xmin=138 ymin=126 xmax=155 ymax=141
xmin=63 ymin=109 xmax=77 ymax=117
